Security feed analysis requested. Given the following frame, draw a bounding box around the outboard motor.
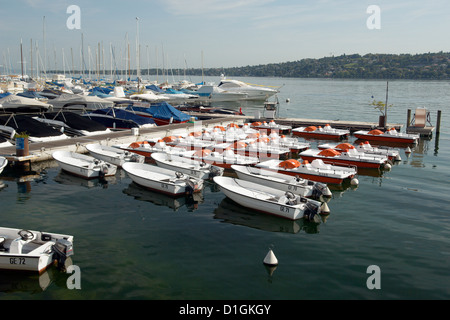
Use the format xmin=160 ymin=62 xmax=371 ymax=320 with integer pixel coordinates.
xmin=52 ymin=238 xmax=74 ymax=270
xmin=303 ymin=202 xmax=319 ymax=222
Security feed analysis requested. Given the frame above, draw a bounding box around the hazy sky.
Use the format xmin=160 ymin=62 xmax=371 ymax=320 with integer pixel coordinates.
xmin=1 ymin=0 xmax=449 ymax=74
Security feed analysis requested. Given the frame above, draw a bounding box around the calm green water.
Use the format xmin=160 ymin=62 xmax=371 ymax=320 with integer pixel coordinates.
xmin=0 ymin=77 xmax=449 ymax=300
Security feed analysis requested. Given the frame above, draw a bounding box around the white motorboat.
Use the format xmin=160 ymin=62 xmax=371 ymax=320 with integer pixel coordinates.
xmin=318 ymin=142 xmax=401 ymax=161
xmin=292 ymin=124 xmax=350 ymax=140
xmin=122 ymin=162 xmax=204 ymax=196
xmin=213 ymin=176 xmax=324 ymax=221
xmin=217 ymin=78 xmax=278 ymax=101
xmin=353 ymin=128 xmax=419 ymax=144
xmin=151 ymin=152 xmax=224 ymax=180
xmin=86 ymin=143 xmax=145 ymax=167
xmin=0 ymin=227 xmax=73 ymax=273
xmin=256 ymin=158 xmax=358 ymax=185
xmin=0 ymin=156 xmax=7 ymax=174
xmin=195 ymin=85 xmax=248 ymax=102
xmin=299 ymin=147 xmax=388 ymax=169
xmin=190 ymin=149 xmax=259 ymax=169
xmin=52 ymin=150 xmax=118 ymax=179
xmin=231 ymin=165 xmax=331 ymax=199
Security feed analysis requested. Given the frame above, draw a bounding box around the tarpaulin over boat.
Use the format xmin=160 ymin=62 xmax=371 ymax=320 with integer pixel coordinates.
xmin=278 ymin=159 xmax=301 ymax=169
xmin=146 ymin=102 xmax=191 ymax=122
xmin=146 ymin=84 xmax=164 ymax=93
xmin=304 ymin=126 xmax=317 ymax=132
xmin=335 ymin=143 xmax=354 ymax=150
xmin=318 ymin=149 xmax=341 ymax=157
xmin=367 ymin=129 xmax=384 ymax=135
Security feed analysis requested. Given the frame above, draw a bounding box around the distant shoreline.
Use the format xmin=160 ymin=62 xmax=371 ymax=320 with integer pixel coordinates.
xmin=40 ymin=52 xmax=450 ymax=81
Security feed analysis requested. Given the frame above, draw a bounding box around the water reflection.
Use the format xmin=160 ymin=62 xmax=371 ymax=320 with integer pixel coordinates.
xmin=54 ymin=170 xmax=115 ymax=188
xmin=122 ymin=182 xmax=204 ymax=212
xmin=0 ymin=257 xmax=74 ymax=294
xmin=213 ymin=197 xmax=322 ymax=234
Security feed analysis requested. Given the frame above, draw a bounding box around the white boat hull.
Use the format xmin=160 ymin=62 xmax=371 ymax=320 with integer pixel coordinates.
xmin=52 ymin=151 xmax=118 ymax=179
xmin=231 ymin=165 xmax=331 ymax=199
xmin=86 ymin=144 xmax=144 ymax=167
xmin=122 ymin=162 xmax=203 ymax=196
xmin=151 ymin=152 xmax=223 ymax=180
xmin=213 ymin=176 xmax=322 ymax=221
xmin=0 ymin=227 xmax=73 ymax=273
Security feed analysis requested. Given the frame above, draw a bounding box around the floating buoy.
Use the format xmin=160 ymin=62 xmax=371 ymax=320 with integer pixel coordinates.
xmin=320 ymin=202 xmax=330 ymax=214
xmin=384 ymin=163 xmax=392 ymax=171
xmin=405 ymin=147 xmax=411 ymax=154
xmin=322 ymin=186 xmax=332 ymax=197
xmin=263 ymin=249 xmax=278 ymax=267
xmin=286 ymin=98 xmax=290 ymax=103
xmin=350 ymin=178 xmax=359 ymax=186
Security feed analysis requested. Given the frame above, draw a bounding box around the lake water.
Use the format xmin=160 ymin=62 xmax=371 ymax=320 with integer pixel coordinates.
xmin=0 ymin=77 xmax=449 ymax=301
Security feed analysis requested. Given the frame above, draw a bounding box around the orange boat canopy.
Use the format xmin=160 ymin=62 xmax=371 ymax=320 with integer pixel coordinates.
xmin=318 ymin=149 xmax=341 ymax=157
xmin=335 ymin=143 xmax=354 ymax=151
xmin=304 ymin=126 xmax=317 ymax=132
xmin=162 ymin=136 xmax=179 ymax=142
xmin=367 ymin=129 xmax=384 ymax=135
xmin=232 ymin=141 xmax=247 ymax=149
xmin=278 ymin=159 xmax=301 ymax=169
xmin=251 ymin=122 xmax=262 ymax=127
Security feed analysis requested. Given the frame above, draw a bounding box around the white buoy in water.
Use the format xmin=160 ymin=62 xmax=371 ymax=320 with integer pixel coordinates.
xmin=405 ymin=147 xmax=411 ymax=154
xmin=320 ymin=202 xmax=330 ymax=214
xmin=350 ymin=178 xmax=359 ymax=186
xmin=384 ymin=163 xmax=392 ymax=170
xmin=263 ymin=249 xmax=278 ymax=267
xmin=286 ymin=98 xmax=290 ymax=103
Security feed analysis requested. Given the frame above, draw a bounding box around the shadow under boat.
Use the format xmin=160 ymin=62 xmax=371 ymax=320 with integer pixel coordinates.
xmin=213 ymin=197 xmax=324 ymax=234
xmin=122 ymin=182 xmax=204 ymax=212
xmin=54 ymin=169 xmax=116 ymax=188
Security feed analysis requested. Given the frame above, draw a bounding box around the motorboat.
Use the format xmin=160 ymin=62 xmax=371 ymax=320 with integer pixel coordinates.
xmin=0 ymin=156 xmax=7 ymax=174
xmin=0 ymin=94 xmax=52 ymax=113
xmin=151 ymin=152 xmax=224 ymax=180
xmin=213 ymin=176 xmax=324 ymax=221
xmin=256 ymin=158 xmax=358 ymax=185
xmin=125 ymin=101 xmax=191 ymax=126
xmin=231 ymin=165 xmax=331 ymax=199
xmin=217 ymin=78 xmax=279 ymax=101
xmin=318 ymin=141 xmax=401 ymax=161
xmin=195 ymin=85 xmax=248 ymax=102
xmin=83 ymin=108 xmax=156 ymax=130
xmin=52 ymin=150 xmax=118 ymax=179
xmin=49 ymin=93 xmax=114 ymax=111
xmin=267 ymin=133 xmax=310 ymax=154
xmin=353 ymin=128 xmax=419 ymax=144
xmin=86 ymin=143 xmax=145 ymax=167
xmin=0 ymin=227 xmax=73 ymax=273
xmin=122 ymin=162 xmax=203 ymax=197
xmin=299 ymin=147 xmax=388 ymax=169
xmin=292 ymin=124 xmax=350 ymax=140
xmin=0 ymin=114 xmax=70 ymax=143
xmin=249 ymin=120 xmax=292 ymax=135
xmin=190 ymin=149 xmax=259 ymax=169
xmin=213 ymin=140 xmax=290 ymax=160
xmin=33 ymin=110 xmax=111 ymax=137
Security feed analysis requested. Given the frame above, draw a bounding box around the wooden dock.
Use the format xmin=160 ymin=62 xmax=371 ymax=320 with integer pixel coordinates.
xmin=0 ymin=114 xmax=404 ymax=164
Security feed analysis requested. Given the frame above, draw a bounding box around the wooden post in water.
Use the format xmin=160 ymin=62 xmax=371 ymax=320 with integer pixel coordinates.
xmin=407 ymin=109 xmax=411 ymax=127
xmin=436 ymin=110 xmax=441 ymax=134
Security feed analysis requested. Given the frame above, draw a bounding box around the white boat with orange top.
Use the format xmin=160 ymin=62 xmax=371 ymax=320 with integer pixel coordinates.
xmin=117 ymin=140 xmax=186 ymax=158
xmin=249 ymin=120 xmax=292 ymax=134
xmin=299 ymin=147 xmax=388 ymax=169
xmin=318 ymin=142 xmax=401 ymax=161
xmin=256 ymin=158 xmax=358 ymax=185
xmin=353 ymin=128 xmax=419 ymax=144
xmin=292 ymin=124 xmax=349 ymax=140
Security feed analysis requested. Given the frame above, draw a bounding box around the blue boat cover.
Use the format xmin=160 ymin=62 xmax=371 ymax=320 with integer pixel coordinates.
xmin=145 ymin=84 xmax=164 ymax=93
xmin=127 ymin=102 xmax=191 ymax=122
xmin=92 ymin=108 xmax=156 ymax=126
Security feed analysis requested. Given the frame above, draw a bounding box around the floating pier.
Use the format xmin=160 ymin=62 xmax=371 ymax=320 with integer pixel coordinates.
xmin=0 ymin=115 xmax=406 ymax=164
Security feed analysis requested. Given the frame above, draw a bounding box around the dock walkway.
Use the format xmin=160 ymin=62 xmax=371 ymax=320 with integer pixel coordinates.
xmin=0 ymin=115 xmax=403 ymax=164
